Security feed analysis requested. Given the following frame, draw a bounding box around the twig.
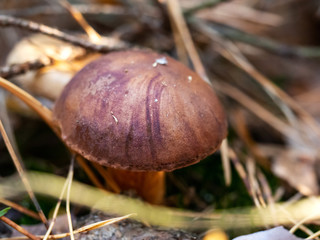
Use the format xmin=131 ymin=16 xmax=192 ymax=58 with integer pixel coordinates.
xmin=0 ymin=59 xmax=52 ymax=79
xmin=0 ymin=15 xmax=130 ymax=53
xmin=0 ymin=216 xmax=40 ymax=240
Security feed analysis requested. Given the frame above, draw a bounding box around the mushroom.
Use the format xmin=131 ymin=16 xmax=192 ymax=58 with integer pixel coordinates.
xmin=50 ymin=49 xmax=227 ymax=204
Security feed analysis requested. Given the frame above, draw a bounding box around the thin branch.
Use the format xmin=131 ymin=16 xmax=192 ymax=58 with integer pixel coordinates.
xmin=0 ymin=59 xmax=52 ymax=79
xmin=0 ymin=15 xmax=130 ymax=53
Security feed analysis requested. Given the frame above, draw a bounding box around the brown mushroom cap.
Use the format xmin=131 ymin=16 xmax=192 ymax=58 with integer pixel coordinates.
xmin=53 ymin=50 xmax=227 ymax=171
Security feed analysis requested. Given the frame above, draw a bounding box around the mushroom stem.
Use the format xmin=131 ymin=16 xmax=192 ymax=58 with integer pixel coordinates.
xmin=106 ymin=168 xmax=165 ymax=204
xmin=0 ymin=77 xmax=57 ymax=134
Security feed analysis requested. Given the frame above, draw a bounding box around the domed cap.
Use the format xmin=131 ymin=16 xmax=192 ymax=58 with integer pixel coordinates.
xmin=53 ymin=50 xmax=227 ymax=171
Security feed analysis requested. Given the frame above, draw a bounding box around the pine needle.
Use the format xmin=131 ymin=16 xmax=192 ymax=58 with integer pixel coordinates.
xmin=0 ymin=198 xmax=40 ymax=220
xmin=221 ymin=139 xmax=231 ymax=186
xmin=166 ymin=0 xmax=211 ymax=84
xmin=0 ymin=77 xmax=55 ymax=133
xmin=58 ymin=0 xmax=101 ymax=43
xmin=0 ymin=119 xmax=48 ymax=228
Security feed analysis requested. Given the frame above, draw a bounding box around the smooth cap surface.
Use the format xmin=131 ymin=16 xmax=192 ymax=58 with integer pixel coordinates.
xmin=53 ymin=50 xmax=227 ymax=171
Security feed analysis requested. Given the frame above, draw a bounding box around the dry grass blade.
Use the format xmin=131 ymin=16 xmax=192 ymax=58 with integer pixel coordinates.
xmin=0 ymin=215 xmax=40 ymax=240
xmin=0 ymin=119 xmax=48 ymax=228
xmin=58 ymin=0 xmax=101 ymax=43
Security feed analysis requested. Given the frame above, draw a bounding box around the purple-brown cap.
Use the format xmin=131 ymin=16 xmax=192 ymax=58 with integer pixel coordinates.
xmin=53 ymin=50 xmax=227 ymax=171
